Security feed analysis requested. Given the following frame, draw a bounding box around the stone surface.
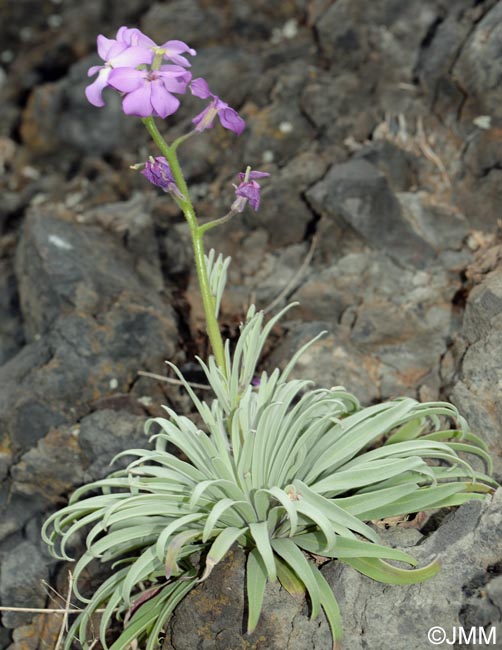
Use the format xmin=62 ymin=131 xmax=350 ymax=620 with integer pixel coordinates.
xmin=166 ymin=492 xmax=502 ymax=650
xmin=306 ymin=160 xmax=436 ymax=268
xmin=0 ymin=541 xmax=49 ymax=628
xmin=451 ymin=265 xmax=502 ymax=479
xmin=271 ymin=250 xmax=458 ymax=402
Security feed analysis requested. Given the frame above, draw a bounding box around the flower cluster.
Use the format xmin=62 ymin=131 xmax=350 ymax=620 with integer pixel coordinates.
xmin=86 ymin=26 xmax=244 ymax=133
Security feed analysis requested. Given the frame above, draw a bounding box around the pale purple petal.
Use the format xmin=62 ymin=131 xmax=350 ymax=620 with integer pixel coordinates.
xmin=189 ymin=77 xmax=212 ymax=99
xmin=117 ymin=27 xmax=148 ymax=46
xmin=131 ymin=30 xmax=156 ymax=49
xmin=159 ymin=70 xmax=191 ymax=94
xmin=164 ymin=53 xmax=192 ymax=67
xmin=192 ymin=104 xmax=217 ymax=131
xmin=151 ymin=81 xmax=180 ymax=118
xmin=108 ymin=67 xmax=145 ymax=93
xmin=218 ymin=107 xmax=245 ymax=135
xmin=97 ymin=35 xmax=116 ymax=61
xmin=115 ymin=27 xmax=130 ymax=43
xmin=112 ymin=45 xmax=153 ymax=67
xmin=122 ymin=84 xmax=153 ymax=117
xmin=159 ymin=64 xmax=191 ymax=76
xmin=238 ymin=170 xmax=270 ymax=181
xmin=85 ymin=68 xmax=112 ymax=107
xmin=87 ymin=64 xmax=103 ymax=77
xmin=160 ymin=40 xmax=196 ymax=57
xmin=236 ymin=180 xmax=261 ymax=211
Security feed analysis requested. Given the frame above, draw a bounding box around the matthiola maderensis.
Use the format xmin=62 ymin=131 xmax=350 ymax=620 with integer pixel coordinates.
xmin=43 ymin=25 xmax=497 ymax=650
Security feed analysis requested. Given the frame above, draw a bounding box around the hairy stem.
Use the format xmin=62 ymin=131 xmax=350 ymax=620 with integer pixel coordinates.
xmin=142 ymin=117 xmax=227 ymax=375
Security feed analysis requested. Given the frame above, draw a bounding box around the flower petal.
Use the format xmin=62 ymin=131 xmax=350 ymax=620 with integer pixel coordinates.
xmin=159 ymin=69 xmax=191 ymax=94
xmin=85 ymin=68 xmax=111 ymax=107
xmin=236 ymin=181 xmax=261 ymax=211
xmin=96 ymin=35 xmax=116 ymax=61
xmin=160 ymin=40 xmax=196 ymax=57
xmin=87 ymin=65 xmax=103 ymax=77
xmin=190 ymin=77 xmax=212 ymax=99
xmin=163 ymin=53 xmax=192 ymax=67
xmin=151 ymin=81 xmax=180 ymax=118
xmin=130 ymin=30 xmax=156 ymax=49
xmin=112 ymin=45 xmax=153 ymax=67
xmin=218 ymin=107 xmax=246 ymax=135
xmin=122 ymin=84 xmax=153 ymax=117
xmin=192 ymin=105 xmax=217 ymax=131
xmin=108 ymin=67 xmax=145 ymax=92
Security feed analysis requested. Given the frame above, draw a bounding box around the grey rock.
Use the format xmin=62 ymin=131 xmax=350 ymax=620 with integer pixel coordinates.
xmin=141 ymin=1 xmax=223 ymax=49
xmin=451 ymin=267 xmax=502 ymax=478
xmin=414 ymin=0 xmax=479 ymax=116
xmin=0 ymin=541 xmax=49 ymax=628
xmin=166 ymin=492 xmax=502 ymax=649
xmin=9 ymin=424 xmax=85 ymax=507
xmin=15 ymin=205 xmax=151 ymax=339
xmin=463 ymin=267 xmax=502 ymax=344
xmin=451 ymin=333 xmax=502 ymax=480
xmin=322 ymin=493 xmax=502 ymax=650
xmin=268 ymin=320 xmax=381 ymax=405
xmin=0 ymin=258 xmax=23 ymax=366
xmin=278 ymin=250 xmax=459 ymax=401
xmin=20 ymin=57 xmax=144 ymax=161
xmin=165 ymin=546 xmax=314 ymax=650
xmin=315 ymin=0 xmax=438 ymax=81
xmin=243 ymin=61 xmax=317 ymax=166
xmin=306 ymin=159 xmax=436 ymax=268
xmin=355 ymin=140 xmax=418 ymax=193
xmin=78 ymin=409 xmax=149 ymax=481
xmin=453 ymin=2 xmax=502 ymax=120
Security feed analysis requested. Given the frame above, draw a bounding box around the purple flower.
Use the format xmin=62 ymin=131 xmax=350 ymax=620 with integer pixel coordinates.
xmin=126 ymin=31 xmax=196 ymax=67
xmin=231 ymin=169 xmax=270 ymax=213
xmin=85 ymin=27 xmax=196 ymax=110
xmin=85 ymin=27 xmax=153 ymax=107
xmin=141 ymin=156 xmax=182 ymax=196
xmin=189 ymin=78 xmax=245 ymax=135
xmin=108 ymin=65 xmax=191 ymax=118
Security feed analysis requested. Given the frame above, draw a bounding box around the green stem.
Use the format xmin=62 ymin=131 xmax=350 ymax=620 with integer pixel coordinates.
xmin=142 ymin=117 xmax=227 ymax=375
xmin=199 ymin=209 xmax=238 ymax=235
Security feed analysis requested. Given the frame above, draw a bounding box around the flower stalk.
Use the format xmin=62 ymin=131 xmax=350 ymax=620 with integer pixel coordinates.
xmin=142 ymin=116 xmax=227 ymax=375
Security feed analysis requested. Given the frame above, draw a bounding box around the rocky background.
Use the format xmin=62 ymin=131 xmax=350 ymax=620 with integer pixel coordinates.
xmin=0 ymin=1 xmax=501 ymax=649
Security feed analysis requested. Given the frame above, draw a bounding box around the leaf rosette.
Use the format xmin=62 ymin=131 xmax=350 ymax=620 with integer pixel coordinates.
xmin=43 ymin=295 xmax=496 ymax=650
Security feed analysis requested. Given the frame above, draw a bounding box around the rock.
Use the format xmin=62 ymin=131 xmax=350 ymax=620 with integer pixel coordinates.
xmin=243 ymin=62 xmax=317 ymax=167
xmin=0 ymin=258 xmax=23 ymax=366
xmin=228 ymin=0 xmax=306 ymax=40
xmin=452 ymin=2 xmax=502 ymax=120
xmin=15 ymin=204 xmax=171 ymax=340
xmin=0 ymin=541 xmax=49 ymax=628
xmin=451 ymin=267 xmax=502 ymax=478
xmin=355 ymin=140 xmax=418 ymax=193
xmin=454 ymin=128 xmax=502 ymax=231
xmin=20 ymin=57 xmax=144 ymax=161
xmin=323 ymin=492 xmax=502 ymax=650
xmin=306 ymin=159 xmax=436 ymax=268
xmin=10 ymin=424 xmax=84 ymax=507
xmin=166 ymin=492 xmax=502 ymax=649
xmin=414 ymin=0 xmax=479 ymax=116
xmin=267 ymin=320 xmax=381 ymax=405
xmin=315 ymin=0 xmax=438 ymax=81
xmin=274 ymin=251 xmax=459 ymax=401
xmin=141 ymin=1 xmax=224 ymax=48
xmin=78 ymin=409 xmax=150 ymax=481
xmin=463 ymin=267 xmax=502 ymax=344
xmin=164 ymin=546 xmax=313 ymax=650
